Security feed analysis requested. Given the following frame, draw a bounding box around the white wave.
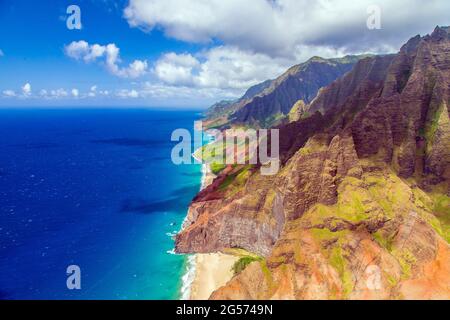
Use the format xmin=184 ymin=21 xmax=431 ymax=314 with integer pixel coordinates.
xmin=166 ymin=231 xmax=178 ymax=238
xmin=179 ymin=254 xmax=197 ymax=300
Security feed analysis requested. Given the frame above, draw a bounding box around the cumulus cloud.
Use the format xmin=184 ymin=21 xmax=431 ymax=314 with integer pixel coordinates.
xmin=65 ymin=40 xmax=148 ymax=78
xmin=116 ymin=89 xmax=140 ymax=98
xmin=86 ymin=85 xmax=96 ymax=97
xmin=71 ymin=89 xmax=79 ymax=97
xmin=123 ymin=0 xmax=450 ymax=98
xmin=124 ymin=0 xmax=450 ymax=58
xmin=22 ymin=83 xmax=31 ymax=96
xmin=142 ymin=82 xmax=240 ymax=100
xmin=113 ymin=82 xmax=241 ymax=103
xmin=154 ymin=46 xmax=292 ymax=90
xmin=154 ymin=52 xmax=200 ymax=86
xmin=50 ymin=88 xmax=68 ymax=98
xmin=3 ymin=90 xmax=16 ymax=97
xmin=1 ymin=85 xmax=112 ymax=101
xmin=38 ymin=88 xmax=69 ymax=99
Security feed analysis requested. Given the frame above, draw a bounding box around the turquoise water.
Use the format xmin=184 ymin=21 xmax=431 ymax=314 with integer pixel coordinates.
xmin=0 ymin=108 xmax=202 ymax=299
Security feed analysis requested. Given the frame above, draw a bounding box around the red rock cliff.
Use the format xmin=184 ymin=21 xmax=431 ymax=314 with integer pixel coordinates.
xmin=176 ymin=27 xmax=450 ymax=300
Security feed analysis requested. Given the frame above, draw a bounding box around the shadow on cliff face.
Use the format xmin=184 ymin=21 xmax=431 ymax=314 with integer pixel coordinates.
xmin=120 ymin=184 xmax=200 ymax=214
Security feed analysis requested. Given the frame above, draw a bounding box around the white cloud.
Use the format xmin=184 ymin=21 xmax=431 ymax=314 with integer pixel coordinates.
xmin=87 ymin=85 xmax=97 ymax=97
xmin=2 ymin=90 xmax=16 ymax=97
xmin=64 ymin=40 xmax=90 ymax=60
xmin=22 ymin=83 xmax=31 ymax=96
xmin=113 ymin=82 xmax=241 ymax=103
xmin=125 ymin=59 xmax=149 ymax=78
xmin=154 ymin=46 xmax=292 ymax=90
xmin=65 ymin=41 xmax=148 ymax=78
xmin=127 ymin=0 xmax=450 ymax=97
xmin=154 ymin=52 xmax=200 ymax=86
xmin=124 ymin=0 xmax=450 ymax=57
xmin=50 ymin=88 xmax=68 ymax=98
xmin=116 ymin=89 xmax=140 ymax=98
xmin=2 ymin=86 xmax=112 ymax=101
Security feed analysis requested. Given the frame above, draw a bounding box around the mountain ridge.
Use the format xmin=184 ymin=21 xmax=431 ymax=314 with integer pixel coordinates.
xmin=177 ymin=26 xmax=450 ymax=300
xmin=205 ymin=55 xmax=370 ymax=129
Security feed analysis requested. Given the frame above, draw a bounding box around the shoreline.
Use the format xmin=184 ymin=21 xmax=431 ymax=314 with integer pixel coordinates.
xmin=179 ymin=160 xmax=214 ymax=300
xmin=179 ymin=135 xmax=238 ymax=300
xmin=188 ymin=253 xmax=238 ymax=300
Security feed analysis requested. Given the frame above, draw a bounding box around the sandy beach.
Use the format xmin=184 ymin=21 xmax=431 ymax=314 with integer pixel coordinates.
xmin=189 ymin=253 xmax=239 ymax=300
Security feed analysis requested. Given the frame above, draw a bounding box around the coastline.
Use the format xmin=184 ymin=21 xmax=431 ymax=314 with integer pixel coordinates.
xmin=179 ymin=136 xmax=238 ymax=300
xmin=188 ymin=253 xmax=238 ymax=300
xmin=179 ymin=160 xmax=214 ymax=300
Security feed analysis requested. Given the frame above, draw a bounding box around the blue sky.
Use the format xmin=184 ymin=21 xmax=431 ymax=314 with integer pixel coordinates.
xmin=0 ymin=0 xmax=449 ymax=107
xmin=0 ymin=0 xmax=207 ymax=107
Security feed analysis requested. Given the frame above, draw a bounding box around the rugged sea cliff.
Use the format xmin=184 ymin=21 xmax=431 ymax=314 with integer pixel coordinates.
xmin=176 ymin=27 xmax=450 ymax=300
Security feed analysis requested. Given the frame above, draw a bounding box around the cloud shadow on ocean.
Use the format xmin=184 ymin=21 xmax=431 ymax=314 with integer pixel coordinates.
xmin=120 ymin=184 xmax=200 ymax=214
xmin=0 ymin=290 xmax=11 ymax=299
xmin=6 ymin=142 xmax=61 ymax=150
xmin=90 ymin=138 xmax=170 ymax=149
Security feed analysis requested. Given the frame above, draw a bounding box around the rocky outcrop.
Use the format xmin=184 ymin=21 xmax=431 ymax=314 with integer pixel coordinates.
xmin=176 ymin=27 xmax=450 ymax=300
xmin=211 ymin=213 xmax=449 ymax=300
xmin=176 ymin=171 xmax=283 ymax=257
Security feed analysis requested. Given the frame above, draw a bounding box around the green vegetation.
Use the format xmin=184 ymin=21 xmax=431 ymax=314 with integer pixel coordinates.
xmin=393 ymin=248 xmax=417 ymax=280
xmin=430 ymin=189 xmax=450 ymax=243
xmin=218 ymin=174 xmax=236 ymax=191
xmin=288 ymin=100 xmax=306 ymax=122
xmin=210 ymin=162 xmax=226 ymax=175
xmin=218 ymin=165 xmax=253 ymax=192
xmin=373 ymin=230 xmax=394 ymax=252
xmin=300 ymin=111 xmax=312 ymax=120
xmin=259 ymin=260 xmax=275 ymax=291
xmin=227 ymin=248 xmax=264 ymax=276
xmin=402 ymin=180 xmax=450 ymax=242
xmin=260 ymin=112 xmax=285 ymax=128
xmin=198 ymin=141 xmax=224 ymax=163
xmin=424 ymin=102 xmax=446 ymax=152
xmin=310 ymin=228 xmax=354 ymax=297
xmin=304 ymin=176 xmax=375 ymax=225
xmin=232 ymin=256 xmax=263 ymax=275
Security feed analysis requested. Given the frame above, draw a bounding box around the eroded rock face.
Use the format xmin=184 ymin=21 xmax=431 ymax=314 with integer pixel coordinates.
xmin=204 ymin=56 xmax=364 ymax=129
xmin=176 ymin=172 xmax=283 ymax=257
xmin=176 ymin=27 xmax=450 ymax=300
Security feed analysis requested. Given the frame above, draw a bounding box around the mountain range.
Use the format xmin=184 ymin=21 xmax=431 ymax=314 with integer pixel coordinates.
xmin=177 ymin=26 xmax=450 ymax=300
xmin=204 ymin=55 xmax=369 ymax=129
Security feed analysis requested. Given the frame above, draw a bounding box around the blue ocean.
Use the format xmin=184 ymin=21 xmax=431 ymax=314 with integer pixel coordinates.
xmin=0 ymin=108 xmax=202 ymax=300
